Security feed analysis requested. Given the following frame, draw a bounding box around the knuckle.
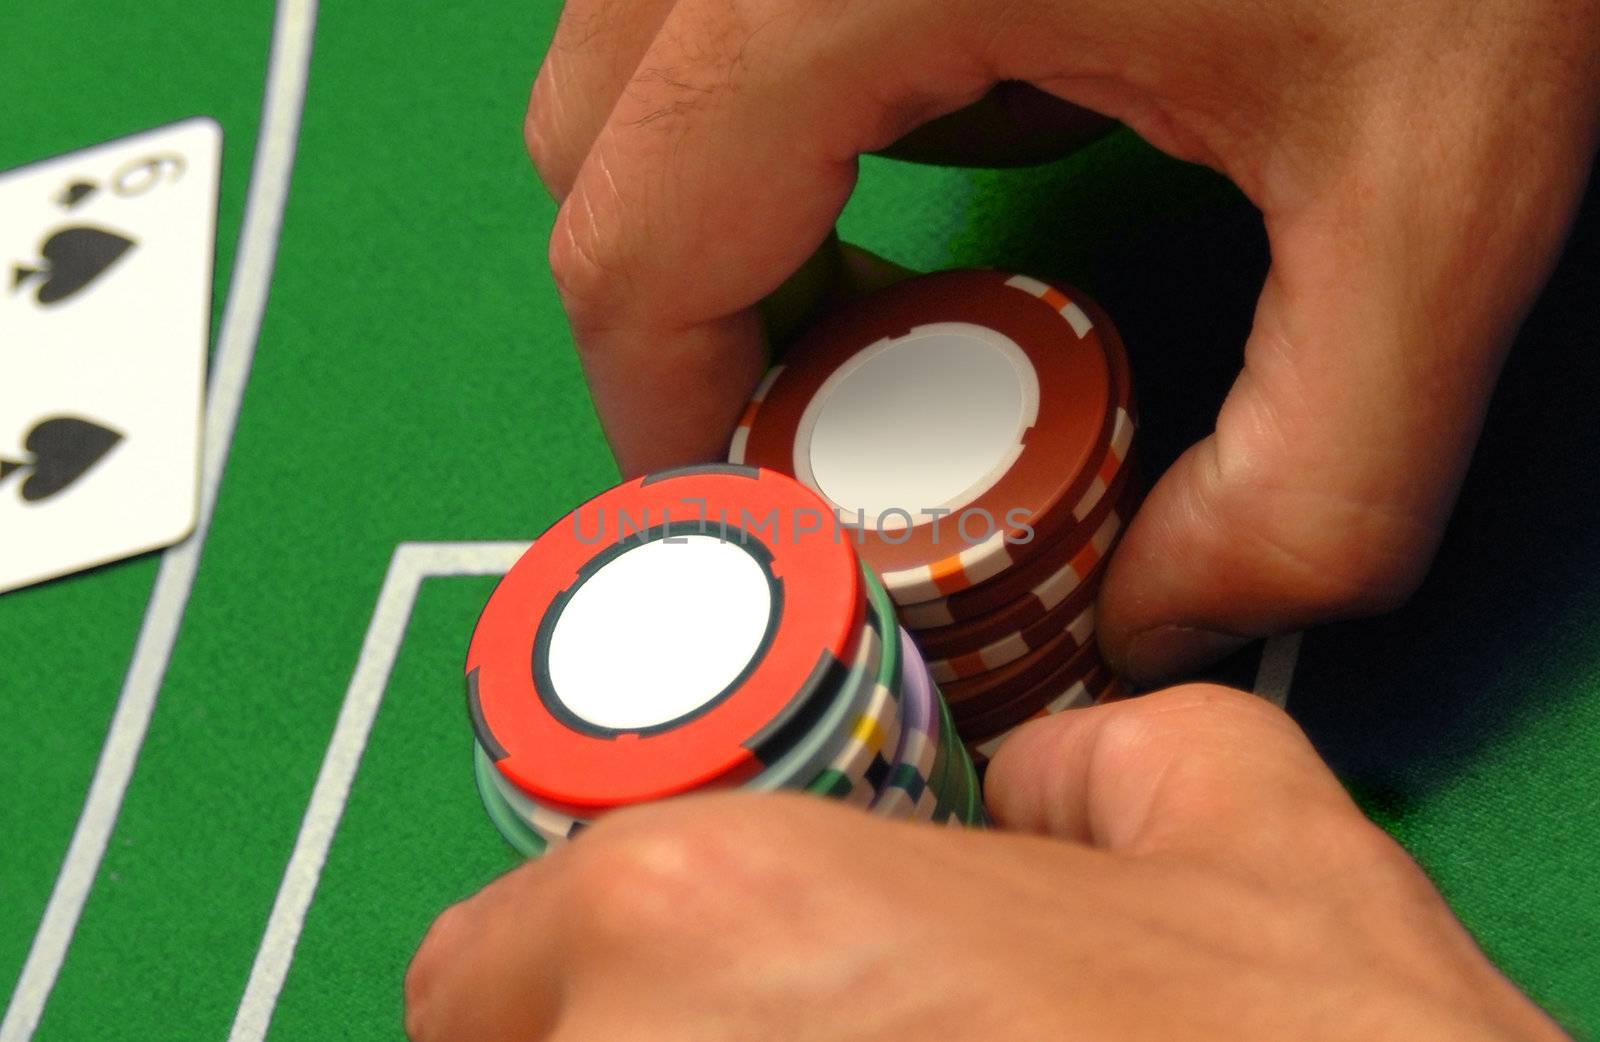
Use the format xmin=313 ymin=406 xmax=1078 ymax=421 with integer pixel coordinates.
xmin=1202 ymin=428 xmax=1440 ymax=621
xmin=522 ymin=102 xmax=553 ymax=182
xmin=1326 ymin=814 xmax=1426 ymax=882
xmin=547 ymin=197 xmax=626 ymax=334
xmin=1089 ymin=684 xmax=1309 ymax=808
xmin=1237 ymin=494 xmax=1433 ymax=618
xmin=566 ymin=817 xmax=733 ymax=939
xmin=1288 ymin=814 xmax=1445 ymax=922
xmin=1106 ymin=683 xmax=1294 ymax=753
xmin=1306 ymin=810 xmax=1395 ymax=871
xmin=565 ymin=799 xmax=802 ymax=944
xmin=403 ymin=903 xmax=469 ymax=1040
xmin=401 ymin=982 xmax=433 ymax=1042
xmin=524 ymin=76 xmax=567 ymax=199
xmin=1282 ymin=520 xmax=1430 ymax=617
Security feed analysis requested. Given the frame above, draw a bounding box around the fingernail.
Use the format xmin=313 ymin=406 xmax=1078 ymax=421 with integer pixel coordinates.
xmin=1123 ymin=625 xmax=1249 ymax=686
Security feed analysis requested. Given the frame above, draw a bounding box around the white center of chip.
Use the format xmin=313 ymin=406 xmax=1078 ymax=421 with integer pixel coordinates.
xmin=546 ymin=534 xmax=775 ymax=731
xmin=799 ymin=321 xmax=1039 ymax=530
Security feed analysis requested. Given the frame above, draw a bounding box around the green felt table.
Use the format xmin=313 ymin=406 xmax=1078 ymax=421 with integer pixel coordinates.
xmin=3 ymin=2 xmax=1597 ymax=1039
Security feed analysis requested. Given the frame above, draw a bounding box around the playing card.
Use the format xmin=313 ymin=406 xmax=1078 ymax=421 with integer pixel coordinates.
xmin=0 ymin=117 xmax=221 ymax=594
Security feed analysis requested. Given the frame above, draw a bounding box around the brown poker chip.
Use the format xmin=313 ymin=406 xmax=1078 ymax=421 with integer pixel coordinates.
xmin=730 ymin=270 xmax=1124 ymax=604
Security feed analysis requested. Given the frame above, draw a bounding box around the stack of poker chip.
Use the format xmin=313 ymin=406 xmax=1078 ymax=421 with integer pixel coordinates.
xmin=728 ymin=269 xmax=1139 ymax=768
xmin=466 ymin=464 xmax=988 ymax=859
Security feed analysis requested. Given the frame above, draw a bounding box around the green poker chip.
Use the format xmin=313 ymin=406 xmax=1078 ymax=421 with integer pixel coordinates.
xmin=803 ymin=567 xmax=904 ymax=805
xmin=473 ymin=740 xmax=548 ymax=859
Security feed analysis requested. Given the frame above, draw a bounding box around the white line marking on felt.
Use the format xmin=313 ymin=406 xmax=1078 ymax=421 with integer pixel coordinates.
xmin=227 ymin=541 xmax=528 ymax=1042
xmin=0 ymin=4 xmax=318 ymax=1039
xmin=1253 ymin=632 xmax=1303 ymax=709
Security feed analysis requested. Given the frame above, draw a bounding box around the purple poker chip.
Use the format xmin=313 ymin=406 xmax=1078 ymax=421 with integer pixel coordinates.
xmin=869 ymin=628 xmax=942 ymax=819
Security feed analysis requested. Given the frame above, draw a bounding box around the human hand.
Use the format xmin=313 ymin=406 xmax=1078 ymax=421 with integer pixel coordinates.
xmin=405 ymin=685 xmax=1566 ymax=1041
xmin=522 ymin=0 xmax=1600 ymax=684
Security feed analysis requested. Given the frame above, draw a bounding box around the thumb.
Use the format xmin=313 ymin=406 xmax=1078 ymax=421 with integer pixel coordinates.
xmin=1095 ymin=126 xmax=1593 ymax=685
xmin=984 ymin=684 xmax=1368 ymax=870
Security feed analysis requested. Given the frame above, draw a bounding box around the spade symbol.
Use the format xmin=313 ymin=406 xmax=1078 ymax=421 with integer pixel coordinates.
xmin=55 ymin=180 xmax=98 ymax=209
xmin=0 ymin=416 xmax=124 ymax=503
xmin=11 ymin=225 xmax=136 ymax=306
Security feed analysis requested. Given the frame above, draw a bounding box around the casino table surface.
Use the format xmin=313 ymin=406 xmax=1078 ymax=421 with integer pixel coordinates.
xmin=3 ymin=2 xmax=1597 ymax=1040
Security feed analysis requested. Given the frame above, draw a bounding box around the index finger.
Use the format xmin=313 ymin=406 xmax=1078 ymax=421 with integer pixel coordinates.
xmin=549 ymin=0 xmax=1000 ymax=475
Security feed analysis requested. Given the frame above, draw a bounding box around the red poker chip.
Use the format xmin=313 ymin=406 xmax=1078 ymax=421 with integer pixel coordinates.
xmin=467 ymin=464 xmax=865 ymax=811
xmin=923 ymin=592 xmax=1098 ymax=686
xmin=964 ymin=662 xmax=1111 ymax=769
xmin=731 ymin=270 xmax=1123 ymax=604
xmin=912 ymin=468 xmax=1135 ymax=667
xmin=941 ymin=609 xmax=1093 ymax=717
xmin=952 ymin=639 xmax=1104 ymax=742
xmin=896 ymin=409 xmax=1137 ymax=630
